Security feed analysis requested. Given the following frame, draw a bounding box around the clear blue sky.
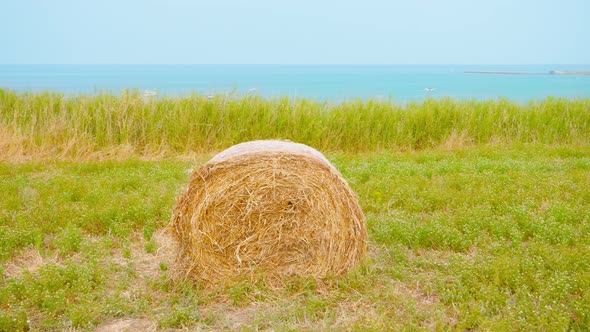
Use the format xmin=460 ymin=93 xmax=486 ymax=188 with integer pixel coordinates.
xmin=1 ymin=0 xmax=588 ymax=64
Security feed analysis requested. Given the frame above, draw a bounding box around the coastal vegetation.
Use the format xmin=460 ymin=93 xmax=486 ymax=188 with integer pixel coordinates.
xmin=0 ymin=90 xmax=589 ymax=330
xmin=0 ymin=89 xmax=588 ymax=159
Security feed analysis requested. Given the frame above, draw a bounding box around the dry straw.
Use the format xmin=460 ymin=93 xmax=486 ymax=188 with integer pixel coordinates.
xmin=170 ymin=140 xmax=367 ymax=285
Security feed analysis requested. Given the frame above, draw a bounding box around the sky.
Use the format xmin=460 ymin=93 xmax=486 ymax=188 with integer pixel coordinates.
xmin=1 ymin=0 xmax=588 ymax=64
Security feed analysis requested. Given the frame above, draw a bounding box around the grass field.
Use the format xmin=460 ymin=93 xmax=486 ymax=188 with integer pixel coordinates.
xmin=1 ymin=145 xmax=589 ymax=330
xmin=1 ymin=91 xmax=589 ymax=330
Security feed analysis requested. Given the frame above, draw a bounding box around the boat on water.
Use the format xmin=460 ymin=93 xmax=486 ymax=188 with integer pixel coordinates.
xmin=143 ymin=89 xmax=158 ymax=97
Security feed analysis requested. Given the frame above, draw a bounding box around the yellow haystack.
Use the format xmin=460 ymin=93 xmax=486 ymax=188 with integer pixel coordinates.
xmin=170 ymin=140 xmax=366 ymax=285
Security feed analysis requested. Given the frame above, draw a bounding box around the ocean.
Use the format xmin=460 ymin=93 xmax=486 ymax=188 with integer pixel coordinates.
xmin=1 ymin=64 xmax=589 ymax=101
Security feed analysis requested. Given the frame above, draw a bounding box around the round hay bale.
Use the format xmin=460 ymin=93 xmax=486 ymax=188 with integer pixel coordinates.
xmin=170 ymin=140 xmax=367 ymax=285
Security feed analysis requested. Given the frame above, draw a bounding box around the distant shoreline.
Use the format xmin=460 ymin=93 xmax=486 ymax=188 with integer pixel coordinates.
xmin=465 ymin=70 xmax=590 ymax=75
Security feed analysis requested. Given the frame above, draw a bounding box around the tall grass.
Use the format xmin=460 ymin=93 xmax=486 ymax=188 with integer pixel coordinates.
xmin=1 ymin=89 xmax=589 ymax=157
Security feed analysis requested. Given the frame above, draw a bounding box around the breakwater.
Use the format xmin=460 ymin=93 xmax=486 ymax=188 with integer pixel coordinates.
xmin=465 ymin=70 xmax=590 ymax=75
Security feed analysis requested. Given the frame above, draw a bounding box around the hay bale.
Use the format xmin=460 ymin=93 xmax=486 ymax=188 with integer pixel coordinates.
xmin=170 ymin=140 xmax=367 ymax=285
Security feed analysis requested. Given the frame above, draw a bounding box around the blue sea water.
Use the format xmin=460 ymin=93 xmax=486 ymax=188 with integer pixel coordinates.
xmin=0 ymin=64 xmax=589 ymax=101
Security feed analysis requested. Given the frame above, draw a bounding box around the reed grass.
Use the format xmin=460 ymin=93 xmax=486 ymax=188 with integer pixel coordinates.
xmin=1 ymin=89 xmax=589 ymax=158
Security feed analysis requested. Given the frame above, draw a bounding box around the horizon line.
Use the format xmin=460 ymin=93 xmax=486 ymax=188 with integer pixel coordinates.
xmin=2 ymin=63 xmax=590 ymax=66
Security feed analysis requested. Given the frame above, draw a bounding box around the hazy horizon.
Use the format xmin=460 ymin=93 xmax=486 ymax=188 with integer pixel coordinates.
xmin=3 ymin=64 xmax=589 ymax=101
xmin=2 ymin=63 xmax=590 ymax=66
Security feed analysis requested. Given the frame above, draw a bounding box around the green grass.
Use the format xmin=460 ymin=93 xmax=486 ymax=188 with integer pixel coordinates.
xmin=1 ymin=89 xmax=589 ymax=158
xmin=1 ymin=145 xmax=589 ymax=330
